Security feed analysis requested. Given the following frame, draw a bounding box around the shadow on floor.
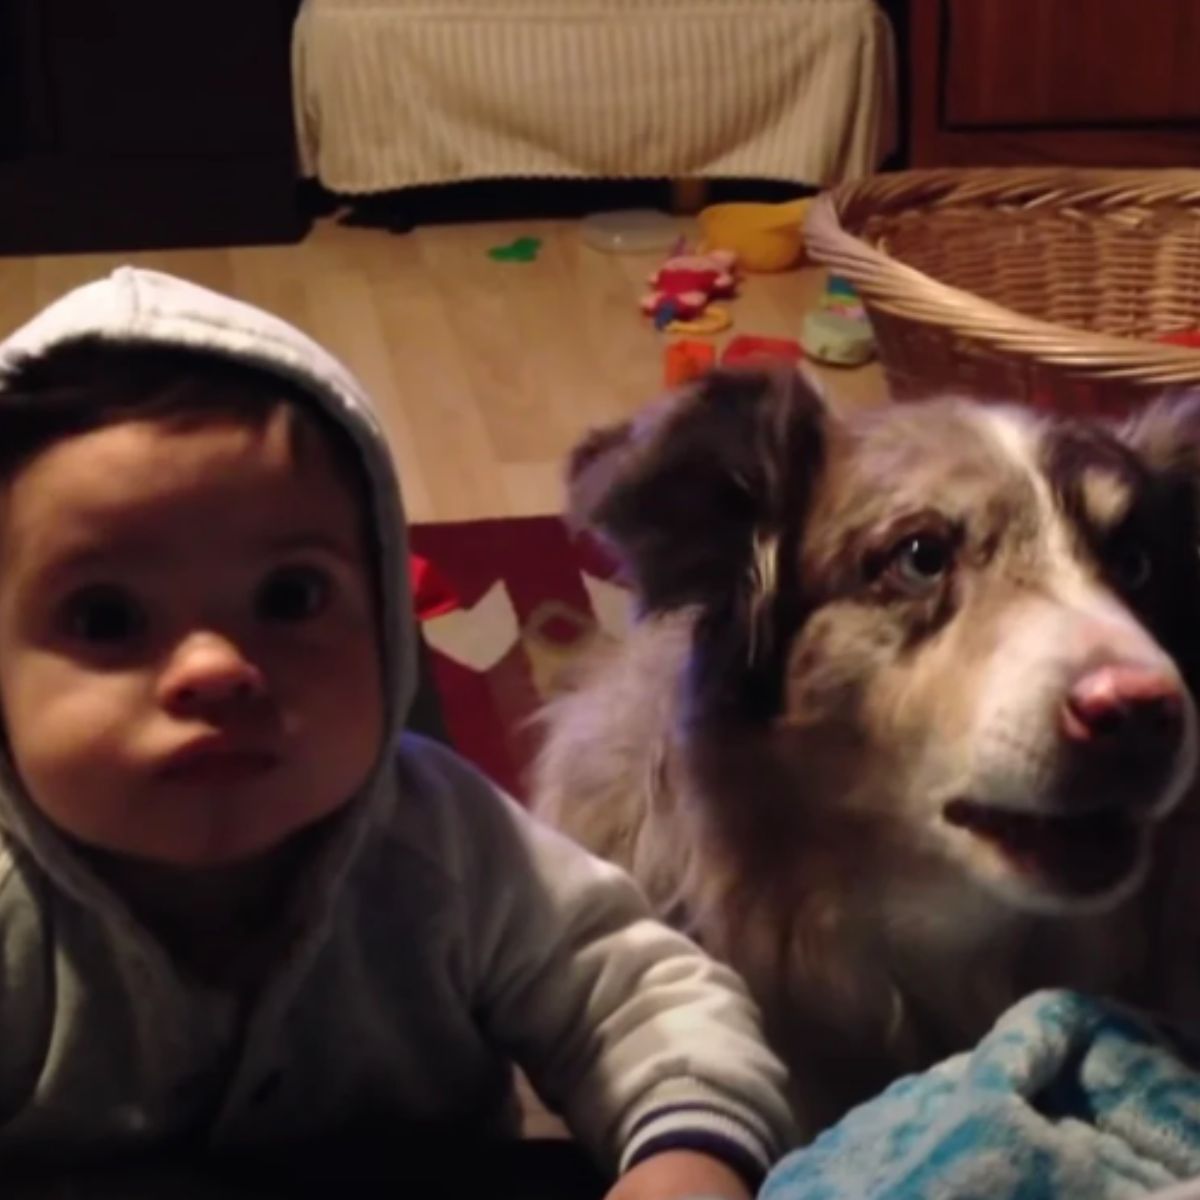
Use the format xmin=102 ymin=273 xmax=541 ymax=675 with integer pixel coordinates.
xmin=301 ymin=177 xmax=813 ymax=233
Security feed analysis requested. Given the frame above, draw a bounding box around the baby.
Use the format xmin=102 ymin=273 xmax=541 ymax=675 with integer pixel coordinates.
xmin=0 ymin=269 xmax=792 ymax=1197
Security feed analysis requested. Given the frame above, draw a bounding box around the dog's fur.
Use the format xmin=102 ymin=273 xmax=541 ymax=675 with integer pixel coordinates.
xmin=533 ymin=368 xmax=1200 ymax=1136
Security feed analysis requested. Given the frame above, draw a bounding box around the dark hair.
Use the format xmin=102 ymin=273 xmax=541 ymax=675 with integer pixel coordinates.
xmin=0 ymin=337 xmax=365 ymax=489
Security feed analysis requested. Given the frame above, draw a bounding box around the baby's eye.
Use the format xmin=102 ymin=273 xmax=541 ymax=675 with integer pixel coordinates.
xmin=256 ymin=565 xmax=331 ymax=624
xmin=61 ymin=585 xmax=147 ymax=646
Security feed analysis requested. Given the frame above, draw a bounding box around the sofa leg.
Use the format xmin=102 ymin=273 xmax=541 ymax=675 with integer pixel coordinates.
xmin=670 ymin=178 xmax=708 ymax=215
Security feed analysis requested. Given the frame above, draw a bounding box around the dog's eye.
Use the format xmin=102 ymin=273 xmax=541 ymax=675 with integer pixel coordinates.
xmin=1109 ymin=543 xmax=1152 ymax=591
xmin=885 ymin=533 xmax=954 ymax=594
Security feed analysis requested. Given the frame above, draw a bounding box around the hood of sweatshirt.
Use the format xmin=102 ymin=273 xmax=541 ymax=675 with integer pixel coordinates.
xmin=0 ymin=267 xmax=416 ymax=923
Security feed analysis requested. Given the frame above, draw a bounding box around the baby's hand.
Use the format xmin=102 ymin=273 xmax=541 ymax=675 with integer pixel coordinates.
xmin=604 ymin=1150 xmax=753 ymax=1200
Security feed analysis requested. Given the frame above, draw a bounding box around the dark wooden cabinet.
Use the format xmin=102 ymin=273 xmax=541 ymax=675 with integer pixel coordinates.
xmin=911 ymin=0 xmax=1200 ymax=167
xmin=0 ymin=0 xmax=309 ymax=255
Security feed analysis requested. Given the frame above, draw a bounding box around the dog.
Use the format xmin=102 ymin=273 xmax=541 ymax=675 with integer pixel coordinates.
xmin=532 ymin=367 xmax=1200 ymax=1137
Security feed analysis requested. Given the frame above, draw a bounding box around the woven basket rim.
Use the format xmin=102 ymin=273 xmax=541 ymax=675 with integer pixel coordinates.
xmin=805 ymin=168 xmax=1200 ymax=389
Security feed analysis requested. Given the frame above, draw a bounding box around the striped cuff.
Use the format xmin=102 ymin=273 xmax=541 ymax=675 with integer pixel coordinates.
xmin=620 ymin=1102 xmax=773 ymax=1190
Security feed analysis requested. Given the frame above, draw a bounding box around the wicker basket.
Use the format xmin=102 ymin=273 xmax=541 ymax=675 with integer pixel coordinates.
xmin=804 ymin=168 xmax=1200 ymax=415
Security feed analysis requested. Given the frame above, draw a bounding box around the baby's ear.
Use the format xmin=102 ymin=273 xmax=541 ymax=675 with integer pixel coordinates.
xmin=566 ymin=366 xmax=830 ymax=617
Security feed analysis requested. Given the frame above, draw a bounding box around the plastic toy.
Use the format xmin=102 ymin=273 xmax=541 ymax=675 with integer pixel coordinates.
xmin=1157 ymin=330 xmax=1200 ymax=349
xmin=664 ymin=339 xmax=717 ymax=386
xmin=487 ymin=237 xmax=542 ymax=262
xmin=410 ymin=553 xmax=460 ymax=620
xmin=826 ymin=274 xmax=858 ymax=300
xmin=664 ymin=307 xmax=732 ymax=336
xmin=801 ymin=275 xmax=875 ymax=366
xmin=581 ymin=210 xmax=681 ymax=254
xmin=801 ymin=309 xmax=875 ymax=366
xmin=819 ymin=275 xmax=868 ymax=322
xmin=641 ymin=250 xmax=738 ymax=330
xmin=721 ymin=335 xmax=803 ymax=367
xmin=698 ymin=199 xmax=811 ymax=272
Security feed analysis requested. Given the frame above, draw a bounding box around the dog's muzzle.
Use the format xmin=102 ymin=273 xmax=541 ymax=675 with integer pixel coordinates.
xmin=944 ymin=659 xmax=1197 ymax=904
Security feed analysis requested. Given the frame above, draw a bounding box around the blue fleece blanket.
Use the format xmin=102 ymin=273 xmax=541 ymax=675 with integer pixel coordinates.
xmin=761 ymin=990 xmax=1200 ymax=1200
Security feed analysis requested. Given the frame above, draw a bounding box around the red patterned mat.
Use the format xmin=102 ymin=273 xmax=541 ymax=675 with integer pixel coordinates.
xmin=408 ymin=517 xmax=630 ymax=800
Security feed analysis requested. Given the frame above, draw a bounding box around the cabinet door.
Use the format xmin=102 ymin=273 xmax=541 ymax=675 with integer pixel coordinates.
xmin=945 ymin=0 xmax=1200 ymax=127
xmin=44 ymin=0 xmax=294 ymax=156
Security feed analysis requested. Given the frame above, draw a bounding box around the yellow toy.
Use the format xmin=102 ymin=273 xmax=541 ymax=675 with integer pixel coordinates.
xmin=698 ymin=198 xmax=811 ymax=272
xmin=665 ymin=306 xmax=732 ymax=335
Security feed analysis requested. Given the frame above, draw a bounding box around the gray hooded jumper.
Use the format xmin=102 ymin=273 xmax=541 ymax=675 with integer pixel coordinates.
xmin=0 ymin=269 xmax=792 ymax=1177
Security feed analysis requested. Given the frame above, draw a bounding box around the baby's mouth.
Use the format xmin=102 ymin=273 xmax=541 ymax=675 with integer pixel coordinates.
xmin=158 ymin=738 xmax=280 ymax=785
xmin=942 ymin=798 xmax=1142 ymax=895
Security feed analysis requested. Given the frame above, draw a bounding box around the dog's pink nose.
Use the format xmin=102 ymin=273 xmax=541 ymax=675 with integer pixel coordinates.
xmin=1062 ymin=663 xmax=1184 ymax=750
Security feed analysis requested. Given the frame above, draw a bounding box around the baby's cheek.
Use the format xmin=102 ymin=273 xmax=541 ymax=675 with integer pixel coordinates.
xmin=281 ymin=624 xmax=381 ymax=698
xmin=6 ymin=661 xmax=138 ymax=790
xmin=308 ymin=635 xmax=385 ymax=750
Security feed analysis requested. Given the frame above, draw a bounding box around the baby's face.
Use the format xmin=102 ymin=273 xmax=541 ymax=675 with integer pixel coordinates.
xmin=0 ymin=409 xmax=385 ymax=866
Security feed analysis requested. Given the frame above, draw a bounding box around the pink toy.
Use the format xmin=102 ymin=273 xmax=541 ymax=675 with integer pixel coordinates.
xmin=641 ymin=250 xmax=738 ymax=329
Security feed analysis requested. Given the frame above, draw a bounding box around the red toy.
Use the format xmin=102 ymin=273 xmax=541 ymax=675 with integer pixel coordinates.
xmin=641 ymin=250 xmax=738 ymax=329
xmin=664 ymin=339 xmax=717 ymax=386
xmin=721 ymin=335 xmax=803 ymax=367
xmin=1158 ymin=330 xmax=1200 ymax=349
xmin=410 ymin=553 xmax=460 ymax=620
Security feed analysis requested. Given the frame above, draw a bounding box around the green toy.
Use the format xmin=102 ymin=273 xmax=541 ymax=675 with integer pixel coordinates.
xmin=802 ymin=275 xmax=875 ymax=365
xmin=826 ymin=274 xmax=858 ymax=300
xmin=487 ymin=237 xmax=542 ymax=263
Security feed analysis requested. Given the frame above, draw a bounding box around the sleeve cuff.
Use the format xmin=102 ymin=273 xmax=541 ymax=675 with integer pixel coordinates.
xmin=620 ymin=1103 xmax=774 ymax=1190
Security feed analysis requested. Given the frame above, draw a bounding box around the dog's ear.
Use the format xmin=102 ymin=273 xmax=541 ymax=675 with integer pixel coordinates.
xmin=569 ymin=365 xmax=829 ymax=610
xmin=1117 ymin=394 xmax=1200 ymax=687
xmin=568 ymin=366 xmax=830 ymax=716
xmin=1119 ymin=393 xmax=1200 ymax=537
xmin=1120 ymin=393 xmax=1200 ymax=485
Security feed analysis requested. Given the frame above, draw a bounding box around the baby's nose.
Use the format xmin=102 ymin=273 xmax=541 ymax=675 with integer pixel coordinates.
xmin=158 ymin=633 xmax=268 ymax=716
